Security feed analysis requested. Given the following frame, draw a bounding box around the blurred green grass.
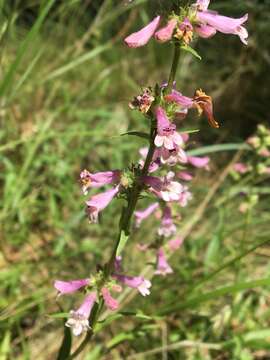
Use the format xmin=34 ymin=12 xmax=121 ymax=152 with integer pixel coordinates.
xmin=0 ymin=0 xmax=270 ymax=359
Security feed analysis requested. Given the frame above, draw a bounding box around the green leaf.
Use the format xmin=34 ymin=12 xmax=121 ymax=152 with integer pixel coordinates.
xmin=95 ymin=313 xmax=123 ymax=333
xmin=0 ymin=0 xmax=56 ymax=97
xmin=180 ymin=45 xmax=202 ymax=60
xmin=187 ymin=143 xmax=250 ymax=156
xmin=116 ymin=231 xmax=129 ymax=257
xmin=160 ymin=278 xmax=270 ymax=315
xmin=120 ymin=131 xmax=149 ymax=140
xmin=48 ymin=312 xmax=69 ymax=319
xmin=106 ymin=332 xmax=134 ymax=349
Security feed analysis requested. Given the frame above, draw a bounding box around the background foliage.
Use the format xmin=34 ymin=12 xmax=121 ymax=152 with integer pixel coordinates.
xmin=0 ymin=0 xmax=269 ymax=358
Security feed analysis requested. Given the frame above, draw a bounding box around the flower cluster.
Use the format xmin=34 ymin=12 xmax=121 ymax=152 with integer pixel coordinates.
xmin=124 ymin=0 xmax=248 ymax=48
xmin=54 ymin=258 xmax=151 ymax=336
xmin=54 ymin=0 xmax=248 ymax=341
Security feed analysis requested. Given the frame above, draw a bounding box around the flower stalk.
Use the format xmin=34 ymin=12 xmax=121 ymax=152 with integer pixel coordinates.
xmin=68 ymin=42 xmax=181 ymax=360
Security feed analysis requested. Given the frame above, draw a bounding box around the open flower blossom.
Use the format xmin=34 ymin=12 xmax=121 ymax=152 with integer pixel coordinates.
xmin=144 ymin=172 xmax=184 ymax=202
xmin=178 ymin=185 xmax=192 ymax=207
xmin=194 ymin=0 xmax=248 ymax=45
xmin=65 ymin=293 xmax=97 ymax=336
xmin=80 ymin=169 xmax=121 ymax=194
xmin=158 ymin=206 xmax=177 ymax=238
xmin=154 ymin=107 xmax=184 ymax=150
xmin=86 ymin=185 xmax=120 ymax=223
xmin=155 ymin=248 xmax=173 ymax=276
xmin=114 ymin=274 xmax=152 ymax=296
xmin=165 ymin=89 xmax=219 ymax=128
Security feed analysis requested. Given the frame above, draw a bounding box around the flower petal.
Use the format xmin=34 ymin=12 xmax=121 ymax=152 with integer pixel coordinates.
xmin=124 ymin=16 xmax=161 ymax=48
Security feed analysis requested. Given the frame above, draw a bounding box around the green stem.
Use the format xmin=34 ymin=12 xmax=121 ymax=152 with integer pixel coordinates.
xmin=166 ymin=43 xmax=180 ymax=94
xmin=68 ymin=42 xmax=181 ymax=360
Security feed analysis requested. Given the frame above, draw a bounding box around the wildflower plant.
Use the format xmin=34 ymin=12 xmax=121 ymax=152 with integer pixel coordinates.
xmin=54 ymin=1 xmax=248 ymax=357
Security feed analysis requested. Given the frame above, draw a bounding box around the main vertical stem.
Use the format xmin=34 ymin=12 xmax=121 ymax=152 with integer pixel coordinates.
xmin=69 ymin=42 xmax=181 ymax=360
xmin=166 ymin=43 xmax=180 ymax=94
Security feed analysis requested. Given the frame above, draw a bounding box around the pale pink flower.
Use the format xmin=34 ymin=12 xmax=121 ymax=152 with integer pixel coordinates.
xmin=177 ymin=171 xmax=193 ymax=181
xmin=86 ymin=186 xmax=119 ymax=223
xmin=154 ymin=107 xmax=183 ymax=150
xmin=54 ymin=279 xmax=89 ymax=296
xmin=195 ymin=24 xmax=216 ymax=38
xmin=194 ymin=0 xmax=248 ymax=45
xmin=134 ymin=202 xmax=159 ymax=227
xmin=65 ymin=293 xmax=97 ymax=336
xmin=155 ymin=248 xmax=173 ymax=276
xmin=80 ymin=169 xmax=120 ymax=194
xmin=196 ymin=0 xmax=210 ymax=11
xmin=168 ymin=237 xmax=184 ymax=251
xmin=178 ymin=186 xmax=192 ymax=207
xmin=156 ymin=146 xmax=188 ymax=166
xmin=144 ymin=172 xmax=183 ymax=202
xmin=233 ymin=162 xmax=249 ymax=174
xmin=259 ymin=149 xmax=270 ymax=157
xmin=124 ymin=16 xmax=161 ymax=48
xmin=114 ymin=274 xmax=151 ymax=296
xmin=158 ymin=206 xmax=176 ymax=238
xmin=101 ymin=287 xmax=119 ymax=311
xmin=139 ymin=147 xmax=161 ymax=173
xmin=155 ymin=18 xmax=177 ymax=42
xmin=188 ymin=156 xmax=210 ymax=169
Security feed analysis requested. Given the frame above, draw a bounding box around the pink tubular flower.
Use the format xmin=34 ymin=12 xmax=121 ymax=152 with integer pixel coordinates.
xmin=194 ymin=0 xmax=248 ymax=45
xmin=233 ymin=162 xmax=249 ymax=174
xmin=195 ymin=24 xmax=216 ymax=38
xmin=65 ymin=293 xmax=97 ymax=336
xmin=80 ymin=169 xmax=121 ymax=194
xmin=54 ymin=278 xmax=89 ymax=295
xmin=168 ymin=237 xmax=184 ymax=251
xmin=134 ymin=202 xmax=159 ymax=227
xmin=188 ymin=155 xmax=210 ymax=169
xmin=155 ymin=248 xmax=173 ymax=276
xmin=178 ymin=185 xmax=192 ymax=207
xmin=114 ymin=274 xmax=151 ymax=296
xmin=144 ymin=172 xmax=183 ymax=202
xmin=124 ymin=16 xmax=161 ymax=48
xmin=158 ymin=206 xmax=176 ymax=238
xmin=155 ymin=18 xmax=177 ymax=42
xmin=177 ymin=171 xmax=193 ymax=181
xmin=153 ymin=144 xmax=187 ymax=166
xmin=86 ymin=185 xmax=119 ymax=223
xmin=154 ymin=107 xmax=183 ymax=150
xmin=101 ymin=287 xmax=119 ymax=311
